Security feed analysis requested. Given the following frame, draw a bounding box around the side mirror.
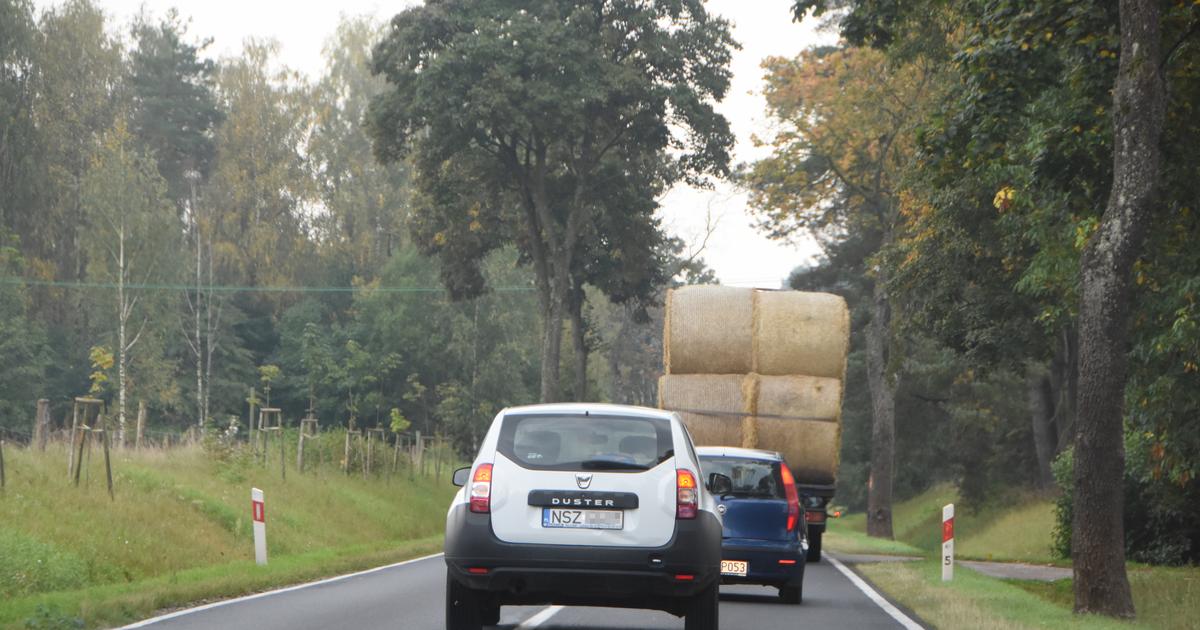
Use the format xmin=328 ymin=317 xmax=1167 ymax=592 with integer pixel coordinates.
xmin=707 ymin=472 xmax=733 ymax=496
xmin=451 ymin=466 xmax=471 ymax=487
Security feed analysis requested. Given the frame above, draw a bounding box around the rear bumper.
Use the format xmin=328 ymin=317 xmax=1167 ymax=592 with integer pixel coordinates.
xmin=719 ymin=537 xmax=806 ymax=587
xmin=444 ymin=504 xmax=722 ymax=614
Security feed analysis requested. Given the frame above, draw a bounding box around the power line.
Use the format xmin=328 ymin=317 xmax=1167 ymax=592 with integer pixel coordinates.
xmin=0 ymin=277 xmax=537 ymax=295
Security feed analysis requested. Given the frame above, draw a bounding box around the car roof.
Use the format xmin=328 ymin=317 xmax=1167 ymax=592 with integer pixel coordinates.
xmin=694 ymin=446 xmax=784 ymax=461
xmin=501 ymin=402 xmax=677 ymax=422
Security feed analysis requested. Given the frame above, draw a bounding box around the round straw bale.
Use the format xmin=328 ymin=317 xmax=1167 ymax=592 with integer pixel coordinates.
xmin=755 ymin=375 xmax=843 ymax=422
xmin=754 ymin=291 xmax=850 ymax=379
xmin=658 ymin=374 xmax=747 ymax=447
xmin=756 ymin=418 xmax=841 ymax=485
xmin=665 ymin=285 xmax=754 ymax=374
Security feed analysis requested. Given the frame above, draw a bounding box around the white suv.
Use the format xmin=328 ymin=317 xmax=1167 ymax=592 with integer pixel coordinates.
xmin=444 ymin=403 xmax=729 ymax=630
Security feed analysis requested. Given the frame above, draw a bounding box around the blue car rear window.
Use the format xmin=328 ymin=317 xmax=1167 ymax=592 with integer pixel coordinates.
xmin=699 ymin=456 xmax=785 ymax=499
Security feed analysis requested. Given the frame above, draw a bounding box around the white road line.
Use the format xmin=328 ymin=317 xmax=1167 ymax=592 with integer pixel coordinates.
xmin=120 ymin=552 xmax=445 ymax=628
xmin=516 ymin=605 xmax=565 ymax=628
xmin=827 ymin=555 xmax=924 ymax=630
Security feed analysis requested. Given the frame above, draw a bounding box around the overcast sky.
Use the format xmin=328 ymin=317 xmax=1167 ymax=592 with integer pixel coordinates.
xmin=64 ymin=0 xmax=832 ymax=288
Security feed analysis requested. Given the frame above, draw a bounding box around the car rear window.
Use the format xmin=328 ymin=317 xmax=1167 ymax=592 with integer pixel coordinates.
xmin=699 ymin=456 xmax=785 ymax=499
xmin=498 ymin=414 xmax=674 ymax=471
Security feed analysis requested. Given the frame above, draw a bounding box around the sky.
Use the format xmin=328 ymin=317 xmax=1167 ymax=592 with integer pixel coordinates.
xmin=70 ymin=0 xmax=833 ymax=288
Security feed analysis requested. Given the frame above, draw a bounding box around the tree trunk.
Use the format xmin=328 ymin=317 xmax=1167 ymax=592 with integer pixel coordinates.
xmin=540 ymin=281 xmax=566 ymax=403
xmin=1071 ymin=0 xmax=1162 ymax=618
xmin=570 ymin=278 xmax=588 ymax=401
xmin=135 ymin=399 xmax=146 ymax=449
xmin=865 ymin=275 xmax=896 ymax=539
xmin=1026 ymin=364 xmax=1056 ymax=490
xmin=117 ymin=223 xmax=127 ymax=444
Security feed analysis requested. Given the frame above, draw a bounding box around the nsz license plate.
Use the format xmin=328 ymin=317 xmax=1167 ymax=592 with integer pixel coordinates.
xmin=721 ymin=560 xmax=748 ymax=576
xmin=542 ymin=508 xmax=623 ymax=530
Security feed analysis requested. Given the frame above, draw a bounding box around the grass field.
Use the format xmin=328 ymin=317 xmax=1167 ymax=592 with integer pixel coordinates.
xmin=832 ymin=484 xmax=1060 ymax=563
xmin=829 ymin=485 xmax=1199 ymax=629
xmin=0 ymin=440 xmax=457 ymax=629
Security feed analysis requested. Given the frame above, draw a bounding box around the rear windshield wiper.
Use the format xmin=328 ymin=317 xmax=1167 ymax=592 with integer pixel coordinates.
xmin=579 ymin=458 xmax=651 ymax=471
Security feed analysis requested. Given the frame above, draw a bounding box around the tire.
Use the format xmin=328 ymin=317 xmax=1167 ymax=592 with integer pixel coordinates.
xmin=780 ymin=582 xmax=803 ymax=605
xmin=806 ymin=529 xmax=823 ymax=563
xmin=445 ymin=572 xmax=483 ymax=630
xmin=684 ymin=580 xmax=719 ymax=630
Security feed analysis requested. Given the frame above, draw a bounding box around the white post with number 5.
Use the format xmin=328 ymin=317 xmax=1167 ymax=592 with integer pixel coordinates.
xmin=942 ymin=503 xmax=954 ymax=581
xmin=252 ymin=487 xmax=267 ymax=566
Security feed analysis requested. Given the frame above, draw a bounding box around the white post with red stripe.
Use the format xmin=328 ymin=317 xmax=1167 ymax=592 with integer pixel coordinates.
xmin=941 ymin=503 xmax=954 ymax=581
xmin=252 ymin=487 xmax=267 ymax=566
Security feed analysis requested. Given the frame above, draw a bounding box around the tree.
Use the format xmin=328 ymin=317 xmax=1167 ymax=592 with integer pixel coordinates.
xmin=128 ymin=9 xmax=223 ymax=431
xmin=368 ymin=0 xmax=736 ymax=401
xmin=0 ymin=235 xmax=49 ymax=431
xmin=0 ymin=0 xmax=37 ymax=237
xmin=309 ymin=16 xmax=410 ymax=280
xmin=128 ymin=9 xmax=223 ymax=205
xmin=744 ymin=47 xmax=944 ymax=538
xmin=82 ymin=121 xmax=177 ymax=441
xmin=1070 ymin=0 xmax=1164 ymax=617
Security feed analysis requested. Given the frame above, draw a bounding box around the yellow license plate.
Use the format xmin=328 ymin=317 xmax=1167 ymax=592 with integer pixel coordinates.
xmin=720 ymin=560 xmax=748 ymax=576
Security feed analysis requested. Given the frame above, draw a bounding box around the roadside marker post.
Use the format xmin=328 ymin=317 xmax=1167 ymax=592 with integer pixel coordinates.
xmin=252 ymin=487 xmax=267 ymax=566
xmin=942 ymin=503 xmax=954 ymax=581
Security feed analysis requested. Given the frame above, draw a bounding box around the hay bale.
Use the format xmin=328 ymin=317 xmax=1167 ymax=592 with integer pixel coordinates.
xmin=658 ymin=373 xmax=845 ymax=485
xmin=756 ymin=375 xmax=842 ymax=485
xmin=658 ymin=374 xmax=745 ymax=447
xmin=756 ymin=418 xmax=840 ymax=486
xmin=664 ymin=286 xmax=754 ymax=375
xmin=755 ymin=291 xmax=850 ymax=379
xmin=756 ymin=375 xmax=843 ymax=422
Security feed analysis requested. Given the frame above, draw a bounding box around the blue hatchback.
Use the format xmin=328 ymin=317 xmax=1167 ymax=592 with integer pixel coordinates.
xmin=697 ymin=447 xmax=807 ymax=604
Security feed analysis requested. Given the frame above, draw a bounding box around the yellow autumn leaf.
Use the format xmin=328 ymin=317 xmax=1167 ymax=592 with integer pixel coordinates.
xmin=469 ymin=220 xmax=482 ymax=232
xmin=433 ymin=231 xmax=447 ymax=246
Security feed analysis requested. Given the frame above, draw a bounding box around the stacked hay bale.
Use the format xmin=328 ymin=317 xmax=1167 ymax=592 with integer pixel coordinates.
xmin=658 ymin=286 xmax=850 ymax=486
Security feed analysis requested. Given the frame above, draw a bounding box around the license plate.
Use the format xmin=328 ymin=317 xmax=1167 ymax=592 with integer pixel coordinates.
xmin=541 ymin=508 xmax=623 ymax=530
xmin=721 ymin=560 xmax=748 ymax=576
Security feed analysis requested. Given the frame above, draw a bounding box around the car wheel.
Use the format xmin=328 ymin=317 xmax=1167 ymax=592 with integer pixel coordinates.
xmin=806 ymin=530 xmax=822 ymax=563
xmin=684 ymin=580 xmax=719 ymax=630
xmin=779 ymin=583 xmax=803 ymax=605
xmin=445 ymin=572 xmax=483 ymax=630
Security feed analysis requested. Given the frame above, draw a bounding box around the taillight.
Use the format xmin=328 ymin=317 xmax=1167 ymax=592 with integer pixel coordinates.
xmin=676 ymin=469 xmax=698 ymax=519
xmin=780 ymin=463 xmax=800 ymax=532
xmin=470 ymin=463 xmax=493 ymax=513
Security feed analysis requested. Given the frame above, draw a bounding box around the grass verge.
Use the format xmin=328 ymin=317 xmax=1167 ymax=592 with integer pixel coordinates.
xmin=857 ymin=559 xmax=1145 ymax=630
xmin=0 ymin=442 xmax=456 ymax=628
xmin=834 ymin=484 xmax=1061 ymax=564
xmin=1 ymin=536 xmax=443 ymax=630
xmin=824 ymin=517 xmax=926 ymax=557
xmin=1012 ymin=565 xmax=1200 ymax=630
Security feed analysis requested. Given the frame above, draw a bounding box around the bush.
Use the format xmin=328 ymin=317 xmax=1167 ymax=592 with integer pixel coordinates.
xmin=1051 ymin=437 xmax=1200 ymax=566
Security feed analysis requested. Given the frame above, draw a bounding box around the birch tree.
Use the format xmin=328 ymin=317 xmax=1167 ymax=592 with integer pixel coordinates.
xmin=82 ymin=121 xmax=176 ymax=441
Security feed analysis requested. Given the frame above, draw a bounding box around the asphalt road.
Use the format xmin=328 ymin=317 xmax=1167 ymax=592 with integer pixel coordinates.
xmin=126 ymin=553 xmax=921 ymax=629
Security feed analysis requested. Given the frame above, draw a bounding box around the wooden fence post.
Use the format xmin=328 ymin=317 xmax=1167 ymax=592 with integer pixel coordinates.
xmin=0 ymin=438 xmax=6 ymax=493
xmin=72 ymin=426 xmax=86 ymax=487
xmin=101 ymin=428 xmax=114 ymax=500
xmin=68 ymin=401 xmax=79 ymax=476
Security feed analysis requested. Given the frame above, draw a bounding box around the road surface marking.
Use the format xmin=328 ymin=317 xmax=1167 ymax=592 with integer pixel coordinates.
xmin=516 ymin=605 xmax=564 ymax=628
xmin=120 ymin=552 xmax=445 ymax=628
xmin=827 ymin=555 xmax=924 ymax=630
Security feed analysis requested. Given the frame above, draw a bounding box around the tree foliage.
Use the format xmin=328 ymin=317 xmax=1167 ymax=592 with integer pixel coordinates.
xmin=368 ymin=0 xmax=737 ymax=401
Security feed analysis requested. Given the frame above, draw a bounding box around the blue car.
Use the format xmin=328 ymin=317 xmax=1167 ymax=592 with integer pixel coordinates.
xmin=696 ymin=447 xmax=807 ymax=604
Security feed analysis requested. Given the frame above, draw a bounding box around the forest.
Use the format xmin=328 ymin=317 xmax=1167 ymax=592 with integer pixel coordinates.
xmin=1 ymin=0 xmax=1198 ymax=619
